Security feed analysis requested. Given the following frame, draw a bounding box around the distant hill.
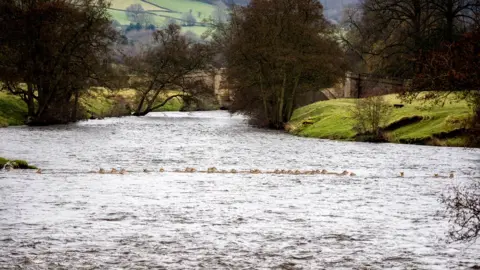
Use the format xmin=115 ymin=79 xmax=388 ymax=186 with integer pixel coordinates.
xmin=108 ymin=0 xmax=359 ymax=35
xmin=108 ymin=0 xmax=224 ymax=36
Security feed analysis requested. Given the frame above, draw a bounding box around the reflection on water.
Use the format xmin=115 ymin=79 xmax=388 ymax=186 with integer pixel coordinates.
xmin=0 ymin=111 xmax=479 ymax=269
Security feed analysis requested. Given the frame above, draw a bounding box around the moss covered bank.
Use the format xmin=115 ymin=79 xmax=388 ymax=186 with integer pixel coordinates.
xmin=0 ymin=157 xmax=38 ymax=169
xmin=287 ymin=94 xmax=474 ymax=147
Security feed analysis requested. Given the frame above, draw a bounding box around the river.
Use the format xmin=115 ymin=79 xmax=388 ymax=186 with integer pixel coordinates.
xmin=1 ymin=111 xmax=479 ymax=269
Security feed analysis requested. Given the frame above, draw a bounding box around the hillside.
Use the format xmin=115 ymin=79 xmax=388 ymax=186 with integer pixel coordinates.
xmin=107 ymin=0 xmax=359 ymax=36
xmin=108 ymin=0 xmax=224 ymax=36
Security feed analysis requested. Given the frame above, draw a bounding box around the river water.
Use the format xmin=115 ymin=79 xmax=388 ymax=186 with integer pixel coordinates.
xmin=0 ymin=111 xmax=479 ymax=269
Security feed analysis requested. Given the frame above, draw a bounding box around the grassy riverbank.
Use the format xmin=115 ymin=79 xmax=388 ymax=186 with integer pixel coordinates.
xmin=81 ymin=89 xmax=185 ymax=119
xmin=0 ymin=90 xmax=185 ymax=127
xmin=0 ymin=92 xmax=28 ymax=127
xmin=288 ymin=94 xmax=473 ymax=147
xmin=0 ymin=157 xmax=38 ymax=169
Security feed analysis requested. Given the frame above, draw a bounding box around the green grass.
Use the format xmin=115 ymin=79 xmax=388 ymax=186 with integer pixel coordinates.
xmin=108 ymin=9 xmax=132 ymax=25
xmin=288 ymin=93 xmax=472 ymax=146
xmin=109 ymin=0 xmax=165 ymax=10
xmin=0 ymin=157 xmax=8 ymax=168
xmin=154 ymin=93 xmax=184 ymax=111
xmin=144 ymin=0 xmax=215 ymax=19
xmin=108 ymin=0 xmax=214 ymax=35
xmin=109 ymin=9 xmax=210 ymax=36
xmin=82 ymin=89 xmax=185 ymax=116
xmin=0 ymin=92 xmax=28 ymax=127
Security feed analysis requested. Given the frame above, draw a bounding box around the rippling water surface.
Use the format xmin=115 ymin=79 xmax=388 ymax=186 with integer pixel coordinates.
xmin=1 ymin=111 xmax=479 ymax=269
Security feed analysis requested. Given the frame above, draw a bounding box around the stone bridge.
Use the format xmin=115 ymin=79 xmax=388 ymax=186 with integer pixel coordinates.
xmin=189 ymin=68 xmax=231 ymax=109
xmin=198 ymin=71 xmax=407 ymax=109
xmin=296 ymin=72 xmax=408 ymax=106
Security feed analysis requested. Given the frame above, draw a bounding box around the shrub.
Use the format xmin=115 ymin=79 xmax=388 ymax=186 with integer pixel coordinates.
xmin=349 ymin=96 xmax=392 ymax=139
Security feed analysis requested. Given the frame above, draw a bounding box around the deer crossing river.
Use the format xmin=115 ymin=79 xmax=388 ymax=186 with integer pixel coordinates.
xmin=0 ymin=111 xmax=479 ymax=269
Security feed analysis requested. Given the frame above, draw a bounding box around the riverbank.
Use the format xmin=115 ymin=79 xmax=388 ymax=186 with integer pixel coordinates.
xmin=0 ymin=92 xmax=27 ymax=127
xmin=0 ymin=90 xmax=186 ymax=127
xmin=287 ymin=94 xmax=473 ymax=147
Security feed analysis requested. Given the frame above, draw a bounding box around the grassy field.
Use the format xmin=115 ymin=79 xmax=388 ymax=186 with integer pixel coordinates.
xmin=108 ymin=9 xmax=132 ymax=25
xmin=0 ymin=92 xmax=28 ymax=127
xmin=109 ymin=0 xmax=165 ymax=10
xmin=108 ymin=0 xmax=215 ymax=35
xmin=145 ymin=0 xmax=215 ymax=18
xmin=0 ymin=89 xmax=184 ymax=127
xmin=288 ymin=94 xmax=473 ymax=147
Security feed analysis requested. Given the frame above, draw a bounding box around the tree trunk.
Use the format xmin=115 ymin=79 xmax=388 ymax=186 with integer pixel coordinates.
xmin=135 ymin=93 xmax=147 ymax=115
xmin=133 ymin=94 xmax=185 ymax=116
xmin=71 ymin=89 xmax=79 ymax=121
xmin=26 ymin=83 xmax=36 ymax=118
xmin=259 ymin=74 xmax=270 ymax=123
xmin=445 ymin=0 xmax=454 ymax=42
xmin=285 ymin=72 xmax=301 ymax=122
xmin=144 ymin=89 xmax=163 ymax=113
xmin=277 ymin=68 xmax=287 ymax=129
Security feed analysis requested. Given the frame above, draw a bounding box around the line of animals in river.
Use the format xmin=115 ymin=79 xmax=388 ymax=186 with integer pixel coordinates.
xmin=1 ymin=163 xmax=456 ymax=178
xmin=19 ymin=168 xmax=456 ymax=178
xmin=91 ymin=168 xmax=359 ymax=176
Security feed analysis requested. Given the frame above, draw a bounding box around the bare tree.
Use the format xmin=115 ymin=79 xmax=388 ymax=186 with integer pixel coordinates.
xmin=441 ymin=181 xmax=480 ymax=243
xmin=342 ymin=0 xmax=480 ymax=78
xmin=343 ymin=0 xmax=438 ymax=77
xmin=428 ymin=0 xmax=480 ymax=42
xmin=126 ymin=24 xmax=215 ymax=116
xmin=221 ymin=0 xmax=346 ymax=128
